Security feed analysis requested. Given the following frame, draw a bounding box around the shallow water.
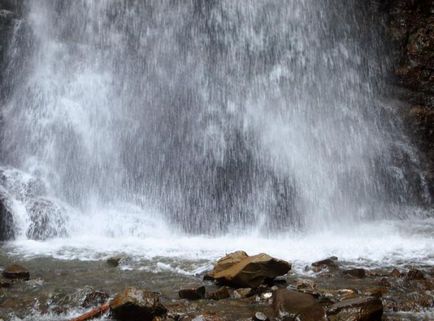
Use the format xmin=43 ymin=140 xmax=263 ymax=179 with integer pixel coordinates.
xmin=1 ymin=212 xmax=434 ymax=320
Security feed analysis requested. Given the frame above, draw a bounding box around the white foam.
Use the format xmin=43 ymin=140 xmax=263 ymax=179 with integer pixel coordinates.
xmin=6 ymin=217 xmax=434 ymax=274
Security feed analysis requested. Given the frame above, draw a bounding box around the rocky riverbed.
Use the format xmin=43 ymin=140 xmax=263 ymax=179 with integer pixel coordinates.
xmin=0 ymin=250 xmax=433 ymax=321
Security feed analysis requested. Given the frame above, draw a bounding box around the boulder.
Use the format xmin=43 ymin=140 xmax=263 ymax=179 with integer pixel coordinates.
xmin=109 ymin=288 xmax=167 ymax=321
xmin=107 ymin=256 xmax=124 ymax=267
xmin=311 ymin=257 xmax=338 ymax=272
xmin=272 ymin=289 xmax=327 ymax=321
xmin=327 ymin=297 xmax=383 ymax=321
xmin=212 ymin=251 xmax=249 ymax=275
xmin=25 ymin=198 xmax=68 ymax=240
xmin=405 ymin=269 xmax=425 ymax=280
xmin=178 ymin=286 xmax=206 ymax=300
xmin=211 ymin=251 xmax=291 ymax=288
xmin=0 ymin=193 xmax=14 ymax=241
xmin=343 ymin=268 xmax=366 ymax=279
xmin=2 ymin=263 xmax=29 ymax=280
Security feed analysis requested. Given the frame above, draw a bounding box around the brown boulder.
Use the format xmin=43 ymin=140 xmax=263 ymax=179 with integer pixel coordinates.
xmin=109 ymin=288 xmax=167 ymax=321
xmin=272 ymin=289 xmax=327 ymax=321
xmin=2 ymin=264 xmax=29 ymax=280
xmin=211 ymin=251 xmax=249 ymax=276
xmin=327 ymin=297 xmax=383 ymax=321
xmin=343 ymin=268 xmax=366 ymax=279
xmin=311 ymin=257 xmax=338 ymax=272
xmin=178 ymin=286 xmax=206 ymax=300
xmin=211 ymin=252 xmax=291 ymax=288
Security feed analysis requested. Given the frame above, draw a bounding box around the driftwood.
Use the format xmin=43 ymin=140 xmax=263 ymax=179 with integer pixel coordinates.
xmin=69 ymin=302 xmax=110 ymax=321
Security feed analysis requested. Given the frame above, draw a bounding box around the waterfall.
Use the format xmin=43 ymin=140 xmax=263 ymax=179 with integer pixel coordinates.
xmin=0 ymin=0 xmax=431 ymax=240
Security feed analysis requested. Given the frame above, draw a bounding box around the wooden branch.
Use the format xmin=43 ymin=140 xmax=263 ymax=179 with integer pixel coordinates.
xmin=69 ymin=303 xmax=110 ymax=321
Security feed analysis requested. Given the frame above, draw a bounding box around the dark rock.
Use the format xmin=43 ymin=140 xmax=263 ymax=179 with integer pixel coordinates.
xmin=110 ymin=288 xmax=167 ymax=321
xmin=206 ymin=287 xmax=230 ymax=300
xmin=390 ymin=268 xmax=401 ymax=278
xmin=272 ymin=289 xmax=327 ymax=321
xmin=178 ymin=286 xmax=206 ymax=300
xmin=82 ymin=290 xmax=110 ymax=308
xmin=25 ymin=198 xmax=68 ymax=240
xmin=2 ymin=263 xmax=29 ymax=280
xmin=107 ymin=256 xmax=124 ymax=267
xmin=51 ymin=306 xmax=69 ymax=315
xmin=265 ymin=275 xmax=287 ymax=286
xmin=0 ymin=193 xmax=14 ymax=241
xmin=0 ymin=0 xmax=23 ymax=12
xmin=0 ymin=279 xmax=11 ymax=288
xmin=405 ymin=269 xmax=425 ymax=280
xmin=382 ymin=0 xmax=434 ymax=195
xmin=343 ymin=268 xmax=366 ymax=278
xmin=211 ymin=251 xmax=291 ymax=288
xmin=327 ymin=296 xmax=383 ymax=321
xmin=311 ymin=257 xmax=338 ymax=272
xmin=253 ymin=312 xmax=269 ymax=321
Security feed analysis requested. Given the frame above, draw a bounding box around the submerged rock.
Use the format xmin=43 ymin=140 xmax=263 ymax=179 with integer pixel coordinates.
xmin=109 ymin=288 xmax=167 ymax=321
xmin=405 ymin=269 xmax=425 ymax=280
xmin=206 ymin=287 xmax=230 ymax=300
xmin=210 ymin=251 xmax=291 ymax=288
xmin=311 ymin=257 xmax=338 ymax=272
xmin=2 ymin=263 xmax=30 ymax=280
xmin=82 ymin=290 xmax=110 ymax=308
xmin=327 ymin=296 xmax=383 ymax=321
xmin=296 ymin=278 xmax=317 ymax=290
xmin=272 ymin=289 xmax=326 ymax=321
xmin=390 ymin=268 xmax=401 ymax=278
xmin=179 ymin=286 xmax=206 ymax=300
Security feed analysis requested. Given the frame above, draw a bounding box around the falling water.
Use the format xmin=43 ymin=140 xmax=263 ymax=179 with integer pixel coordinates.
xmin=0 ymin=0 xmax=431 ymax=247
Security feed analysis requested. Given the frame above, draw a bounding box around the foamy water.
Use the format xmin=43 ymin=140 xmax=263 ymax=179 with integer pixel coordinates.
xmin=5 ymin=216 xmax=434 ymax=274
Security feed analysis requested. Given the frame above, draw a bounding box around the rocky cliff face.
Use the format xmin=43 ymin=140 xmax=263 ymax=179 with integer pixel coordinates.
xmin=379 ymin=0 xmax=434 ymax=198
